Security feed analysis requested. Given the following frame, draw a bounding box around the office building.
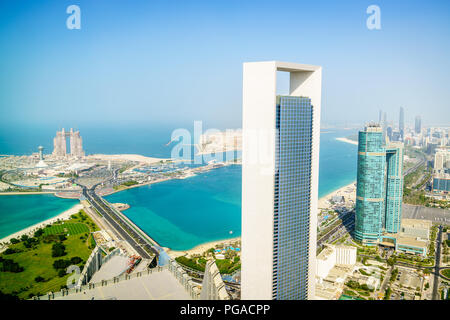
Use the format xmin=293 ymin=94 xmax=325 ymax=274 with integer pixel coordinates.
xmin=242 ymin=61 xmax=321 ymax=300
xmin=354 ymin=125 xmax=386 ymax=245
xmin=399 ymin=107 xmax=404 ymax=141
xmin=415 ymin=116 xmax=421 ymax=135
xmin=355 ymin=125 xmax=404 ymax=244
xmin=384 ymin=143 xmax=404 ymax=233
xmin=434 ymin=148 xmax=450 ymax=174
xmin=53 ymin=128 xmax=85 ymax=158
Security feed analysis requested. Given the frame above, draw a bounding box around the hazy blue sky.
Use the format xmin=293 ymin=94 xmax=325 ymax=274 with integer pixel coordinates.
xmin=0 ymin=0 xmax=449 ymax=130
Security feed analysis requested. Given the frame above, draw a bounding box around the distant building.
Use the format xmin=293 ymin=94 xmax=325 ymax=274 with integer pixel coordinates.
xmin=432 ymin=148 xmax=450 ymax=195
xmin=387 ymin=126 xmax=393 ymax=142
xmin=355 ymin=125 xmax=404 ymax=245
xmin=415 ymin=116 xmax=421 ymax=135
xmin=384 ymin=143 xmax=404 ymax=233
xmin=399 ymin=107 xmax=404 ymax=141
xmin=53 ymin=128 xmax=85 ymax=158
xmin=36 ymin=146 xmax=48 ymax=168
xmin=331 ymin=195 xmax=345 ymax=204
xmin=434 ymin=148 xmax=450 ymax=174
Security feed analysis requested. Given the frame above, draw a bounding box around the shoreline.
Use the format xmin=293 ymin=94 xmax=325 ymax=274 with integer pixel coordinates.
xmin=318 ymin=181 xmax=356 ymax=209
xmin=336 ymin=137 xmax=358 ymax=146
xmin=0 ymin=203 xmax=84 ymax=246
xmin=166 ymin=236 xmax=241 ymax=258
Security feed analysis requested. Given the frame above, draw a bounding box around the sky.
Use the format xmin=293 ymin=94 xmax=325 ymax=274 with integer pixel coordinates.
xmin=0 ymin=0 xmax=449 ymax=131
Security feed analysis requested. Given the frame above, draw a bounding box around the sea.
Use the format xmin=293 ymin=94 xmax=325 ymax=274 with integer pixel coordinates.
xmin=0 ymin=125 xmax=358 ymax=249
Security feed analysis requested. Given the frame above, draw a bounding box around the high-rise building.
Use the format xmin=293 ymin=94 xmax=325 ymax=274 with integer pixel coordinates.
xmin=387 ymin=126 xmax=393 ymax=142
xmin=355 ymin=125 xmax=386 ymax=245
xmin=434 ymin=148 xmax=449 ymax=174
xmin=53 ymin=128 xmax=85 ymax=158
xmin=399 ymin=107 xmax=404 ymax=141
xmin=242 ymin=61 xmax=321 ymax=300
xmin=355 ymin=125 xmax=404 ymax=244
xmin=384 ymin=143 xmax=404 ymax=233
xmin=415 ymin=116 xmax=422 ymax=135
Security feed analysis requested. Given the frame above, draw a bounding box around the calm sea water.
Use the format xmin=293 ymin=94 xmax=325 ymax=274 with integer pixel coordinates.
xmin=106 ymin=165 xmax=242 ymax=250
xmin=0 ymin=194 xmax=78 ymax=239
xmin=0 ymin=125 xmax=357 ymax=248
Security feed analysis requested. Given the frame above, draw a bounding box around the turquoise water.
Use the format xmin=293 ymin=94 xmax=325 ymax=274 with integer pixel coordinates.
xmin=318 ymin=130 xmax=358 ymax=198
xmin=0 ymin=195 xmax=78 ymax=239
xmin=104 ymin=129 xmax=358 ymax=250
xmin=106 ymin=165 xmax=242 ymax=251
xmin=0 ymin=127 xmax=358 ymax=249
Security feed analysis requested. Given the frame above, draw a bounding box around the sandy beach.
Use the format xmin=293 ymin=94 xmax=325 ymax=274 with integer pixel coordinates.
xmin=318 ymin=181 xmax=356 ymax=209
xmin=166 ymin=237 xmax=241 ymax=259
xmin=335 ymin=137 xmax=358 ymax=146
xmin=0 ymin=203 xmax=84 ymax=247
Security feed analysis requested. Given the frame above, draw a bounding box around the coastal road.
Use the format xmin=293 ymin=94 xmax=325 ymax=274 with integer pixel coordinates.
xmin=318 ymin=211 xmax=355 ymax=247
xmin=82 ymin=186 xmax=158 ymax=260
xmin=403 ymin=153 xmax=426 ymax=177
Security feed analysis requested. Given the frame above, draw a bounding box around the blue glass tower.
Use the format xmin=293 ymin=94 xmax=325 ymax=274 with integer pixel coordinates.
xmin=273 ymin=95 xmax=313 ymax=300
xmin=355 ymin=125 xmax=386 ymax=245
xmin=384 ymin=144 xmax=404 ymax=233
xmin=355 ymin=125 xmax=404 ymax=244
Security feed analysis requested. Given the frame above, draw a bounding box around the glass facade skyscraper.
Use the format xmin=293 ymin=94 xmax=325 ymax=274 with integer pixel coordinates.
xmin=385 ymin=144 xmax=404 ymax=233
xmin=355 ymin=125 xmax=404 ymax=244
xmin=399 ymin=107 xmax=405 ymax=141
xmin=355 ymin=125 xmax=386 ymax=245
xmin=273 ymin=96 xmax=312 ymax=300
xmin=415 ymin=116 xmax=422 ymax=134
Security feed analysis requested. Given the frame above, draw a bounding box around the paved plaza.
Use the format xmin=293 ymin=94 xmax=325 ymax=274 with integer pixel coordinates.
xmin=403 ymin=204 xmax=450 ymax=224
xmin=55 ymin=269 xmax=192 ymax=300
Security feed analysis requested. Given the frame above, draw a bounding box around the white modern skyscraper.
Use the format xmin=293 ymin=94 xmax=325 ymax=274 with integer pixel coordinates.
xmin=241 ymin=61 xmax=322 ymax=300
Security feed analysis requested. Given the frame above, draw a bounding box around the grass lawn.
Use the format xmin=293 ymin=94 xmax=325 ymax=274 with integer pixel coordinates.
xmin=0 ymin=210 xmax=99 ymax=299
xmin=442 ymin=269 xmax=450 ymax=278
xmin=43 ymin=223 xmax=89 ymax=236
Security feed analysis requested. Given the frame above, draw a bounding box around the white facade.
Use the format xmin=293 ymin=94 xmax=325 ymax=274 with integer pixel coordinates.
xmin=316 ymin=245 xmax=356 ymax=280
xmin=335 ymin=245 xmax=357 ymax=266
xmin=316 ymin=246 xmax=336 ymax=280
xmin=241 ymin=61 xmax=322 ymax=300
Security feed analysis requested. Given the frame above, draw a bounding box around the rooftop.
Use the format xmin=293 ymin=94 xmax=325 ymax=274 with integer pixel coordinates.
xmin=54 ymin=269 xmax=193 ymax=300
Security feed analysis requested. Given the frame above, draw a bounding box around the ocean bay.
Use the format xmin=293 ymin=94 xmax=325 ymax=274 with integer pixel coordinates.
xmin=0 ymin=128 xmax=358 ymax=250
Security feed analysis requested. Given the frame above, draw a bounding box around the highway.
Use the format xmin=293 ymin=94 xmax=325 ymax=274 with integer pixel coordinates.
xmin=318 ymin=211 xmax=355 ymax=248
xmin=403 ymin=153 xmax=427 ymax=177
xmin=81 ymin=185 xmax=158 ymax=260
